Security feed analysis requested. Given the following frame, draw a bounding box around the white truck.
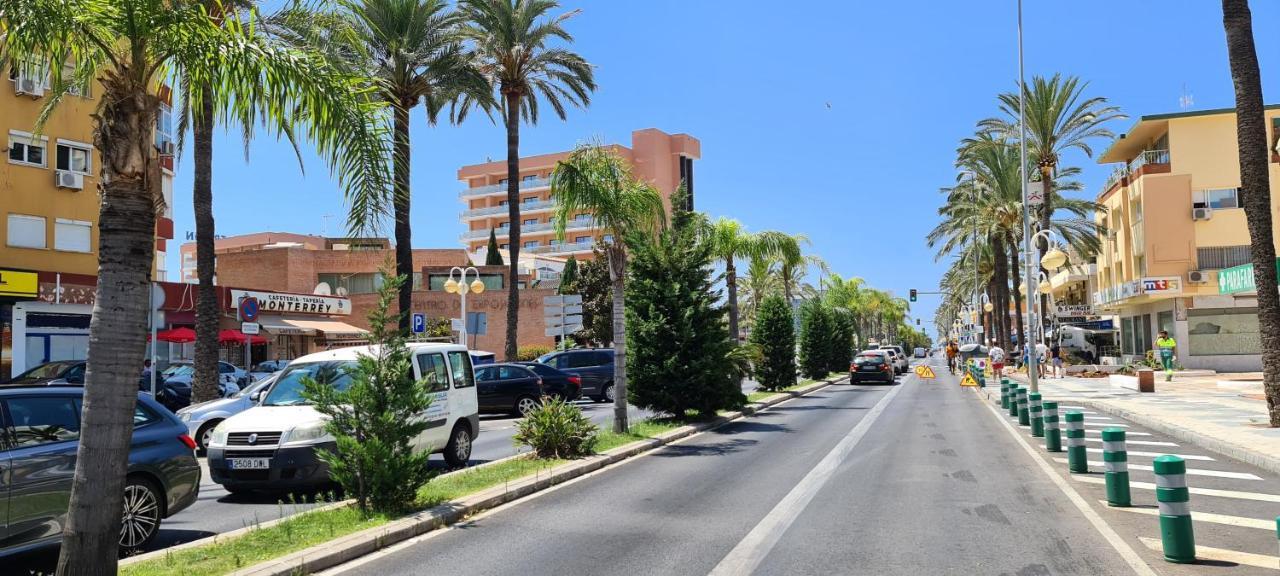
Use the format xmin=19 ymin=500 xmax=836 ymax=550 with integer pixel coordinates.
xmin=1056 ymin=325 xmax=1117 ymax=363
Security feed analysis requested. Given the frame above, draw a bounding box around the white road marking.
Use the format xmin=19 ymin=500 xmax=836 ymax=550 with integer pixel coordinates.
xmin=1137 ymin=537 xmax=1280 ymax=570
xmin=1086 ymin=429 xmax=1152 ymax=436
xmin=1083 ymin=422 xmax=1129 ymax=428
xmin=1056 ymin=459 xmax=1263 ymax=480
xmin=707 ymin=378 xmax=907 ymax=576
xmin=1104 ymin=502 xmax=1276 ymax=531
xmin=1084 ymin=416 xmax=1114 ymax=421
xmin=1084 ymin=447 xmax=1213 ymax=461
xmin=1075 ymin=476 xmax=1280 ymax=503
xmin=975 ymin=391 xmax=1157 ymax=576
xmin=1083 ymin=437 xmax=1178 ymax=447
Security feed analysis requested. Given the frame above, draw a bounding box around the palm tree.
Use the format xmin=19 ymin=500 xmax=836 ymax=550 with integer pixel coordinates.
xmin=2 ymin=0 xmax=388 ymax=568
xmin=776 ymin=235 xmax=825 ymax=304
xmin=550 ymin=144 xmax=664 ymax=433
xmin=458 ymin=0 xmax=595 ymax=360
xmin=1221 ymin=0 xmax=1280 ymax=426
xmin=705 ymin=218 xmax=800 ymax=343
xmin=739 ymin=255 xmax=780 ymax=329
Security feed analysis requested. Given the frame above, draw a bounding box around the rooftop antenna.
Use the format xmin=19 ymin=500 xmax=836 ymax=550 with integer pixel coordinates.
xmin=321 ymin=213 xmax=335 ymax=237
xmin=1179 ymin=83 xmax=1194 ymax=111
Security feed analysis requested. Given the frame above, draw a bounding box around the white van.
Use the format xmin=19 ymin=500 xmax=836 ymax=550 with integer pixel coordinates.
xmin=205 ymin=343 xmax=479 ymax=493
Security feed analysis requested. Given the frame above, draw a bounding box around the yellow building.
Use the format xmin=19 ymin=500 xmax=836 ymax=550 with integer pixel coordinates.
xmin=1 ymin=60 xmax=175 ymax=377
xmin=1092 ymin=105 xmax=1280 ymax=371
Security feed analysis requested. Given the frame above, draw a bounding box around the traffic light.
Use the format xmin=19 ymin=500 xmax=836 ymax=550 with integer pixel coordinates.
xmin=909 ymin=289 xmax=917 ymax=302
xmin=916 ymin=318 xmax=921 ymax=326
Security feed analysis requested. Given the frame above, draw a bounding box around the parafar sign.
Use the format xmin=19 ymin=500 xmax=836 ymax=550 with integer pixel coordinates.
xmin=1218 ymin=258 xmax=1280 ymax=295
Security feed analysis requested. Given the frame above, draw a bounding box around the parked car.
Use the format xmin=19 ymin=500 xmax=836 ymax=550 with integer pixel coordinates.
xmin=205 ymin=343 xmax=479 ymax=493
xmin=177 ymin=374 xmax=277 ymax=450
xmin=914 ymin=347 xmax=927 ymax=358
xmin=880 ymin=347 xmax=908 ymax=374
xmin=4 ymin=360 xmax=86 ymax=385
xmin=0 ymin=386 xmax=201 ymax=556
xmin=249 ymin=360 xmax=288 ymax=382
xmin=849 ymin=351 xmax=896 ymax=384
xmin=535 ymin=349 xmax=615 ymax=402
xmin=475 ymin=363 xmax=548 ymax=416
xmin=162 ymin=363 xmax=241 ymax=398
xmin=513 ymin=362 xmax=581 ymax=401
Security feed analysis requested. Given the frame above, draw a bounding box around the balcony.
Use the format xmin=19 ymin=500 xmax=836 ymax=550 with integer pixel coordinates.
xmin=524 ymin=241 xmax=596 ymax=255
xmin=461 ymin=199 xmax=556 ymax=219
xmin=1100 ymin=149 xmax=1169 ymax=198
xmin=459 ymin=177 xmax=551 ymax=199
xmin=1126 ymin=149 xmax=1169 ymax=173
xmin=461 ymin=219 xmax=597 ymax=241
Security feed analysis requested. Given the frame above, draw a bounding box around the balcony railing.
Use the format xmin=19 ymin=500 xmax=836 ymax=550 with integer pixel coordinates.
xmin=458 ymin=177 xmax=551 ymax=199
xmin=524 ymin=241 xmax=596 ymax=255
xmin=461 ymin=199 xmax=556 ymax=219
xmin=1125 ymin=149 xmax=1169 ymax=174
xmin=460 ymin=219 xmax=597 ymax=241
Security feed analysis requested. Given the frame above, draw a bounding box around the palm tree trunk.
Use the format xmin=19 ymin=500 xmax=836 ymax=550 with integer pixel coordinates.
xmin=1222 ymin=0 xmax=1280 ymax=427
xmin=607 ymin=245 xmax=629 ymax=433
xmin=725 ymin=257 xmax=740 ymax=343
xmin=992 ymin=235 xmax=1011 ymax=350
xmin=193 ymin=87 xmax=221 ymax=403
xmin=1010 ymin=237 xmax=1025 ymax=349
xmin=393 ymin=101 xmax=414 ymax=333
xmin=503 ymin=92 xmax=521 ymax=360
xmin=56 ymin=88 xmax=159 ymax=575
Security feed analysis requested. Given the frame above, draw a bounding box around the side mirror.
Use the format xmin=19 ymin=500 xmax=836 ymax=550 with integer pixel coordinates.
xmin=250 ymin=391 xmax=263 ymax=403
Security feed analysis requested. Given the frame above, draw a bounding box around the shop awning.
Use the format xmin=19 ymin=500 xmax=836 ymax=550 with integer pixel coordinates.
xmin=154 ymin=327 xmax=196 ymax=343
xmin=258 ymin=316 xmax=367 ymax=338
xmin=258 ymin=316 xmax=316 ymax=336
xmin=218 ymin=329 xmax=267 ymax=345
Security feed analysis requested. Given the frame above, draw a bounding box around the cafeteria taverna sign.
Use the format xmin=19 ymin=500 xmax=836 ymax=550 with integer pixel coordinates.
xmin=230 ymin=289 xmax=350 ymax=316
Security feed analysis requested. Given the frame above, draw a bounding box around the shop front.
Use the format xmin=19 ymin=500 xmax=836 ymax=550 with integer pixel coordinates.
xmin=229 ymin=289 xmax=365 ymax=365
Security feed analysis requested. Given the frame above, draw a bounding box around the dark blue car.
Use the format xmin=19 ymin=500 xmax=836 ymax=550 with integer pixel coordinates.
xmin=0 ymin=387 xmax=201 ymax=556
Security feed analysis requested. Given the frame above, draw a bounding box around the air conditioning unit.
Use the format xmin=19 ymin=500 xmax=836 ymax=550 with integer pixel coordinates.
xmin=1192 ymin=207 xmax=1213 ymax=221
xmin=15 ymin=75 xmax=44 ymax=98
xmin=55 ymin=170 xmax=84 ymax=190
xmin=1187 ymin=270 xmax=1209 ymax=284
xmin=161 ymin=141 xmax=176 ymax=155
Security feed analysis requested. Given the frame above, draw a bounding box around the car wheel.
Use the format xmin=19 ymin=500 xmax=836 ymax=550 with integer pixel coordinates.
xmin=120 ymin=477 xmax=162 ymax=551
xmin=601 ymin=383 xmax=615 ymax=403
xmin=196 ymin=419 xmax=222 ymax=452
xmin=443 ymin=423 xmax=472 ymax=467
xmin=515 ymin=396 xmax=540 ymax=417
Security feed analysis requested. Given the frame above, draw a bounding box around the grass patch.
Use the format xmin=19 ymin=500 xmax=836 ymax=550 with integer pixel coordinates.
xmin=123 ymin=456 xmax=569 ymax=576
xmin=594 ymin=418 xmax=684 ymax=453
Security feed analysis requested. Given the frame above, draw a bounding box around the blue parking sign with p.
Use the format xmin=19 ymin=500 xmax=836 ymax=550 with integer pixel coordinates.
xmin=412 ymin=313 xmax=426 ymax=334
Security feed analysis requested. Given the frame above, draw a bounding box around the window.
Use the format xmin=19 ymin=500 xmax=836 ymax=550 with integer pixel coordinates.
xmin=499 ymin=200 xmax=509 ymax=207
xmin=524 ymin=240 xmax=540 ymax=249
xmin=7 ymin=214 xmax=47 ymax=249
xmin=474 ymin=366 xmax=496 ymax=382
xmin=574 ymin=214 xmax=591 ymax=223
xmin=55 ymin=143 xmax=91 ymax=174
xmin=523 ymin=219 xmax=538 ymax=226
xmin=447 ymin=350 xmax=474 ymax=389
xmin=542 ymin=354 xmax=566 ymax=369
xmin=316 ymin=273 xmax=385 ymax=295
xmin=550 ymin=239 xmax=561 ymax=246
xmin=498 ymin=178 xmax=508 ymax=185
xmin=497 ymin=222 xmax=510 ymax=230
xmin=427 ymin=273 xmax=503 ymax=291
xmin=8 ymin=59 xmax=50 ymax=88
xmin=522 ymin=196 xmax=538 ymax=205
xmin=522 ymin=175 xmax=537 ymax=182
xmin=8 ymin=131 xmax=47 ymax=167
xmin=500 ymin=243 xmax=509 ymax=250
xmin=591 ymin=351 xmax=614 ymax=365
xmin=1193 ymin=188 xmax=1240 ymax=210
xmin=54 ymin=219 xmax=91 ymax=253
xmin=6 ymin=396 xmax=81 ymax=447
xmin=416 ymin=352 xmax=450 ymax=393
xmin=1198 ymin=246 xmax=1252 ymax=269
xmin=154 ymin=105 xmax=174 ymax=150
xmin=498 ymin=366 xmax=530 ymax=380
xmin=574 ymin=236 xmax=592 ymax=244
xmin=603 ymin=234 xmax=614 ymax=243
xmin=567 ymin=352 xmax=601 ymax=368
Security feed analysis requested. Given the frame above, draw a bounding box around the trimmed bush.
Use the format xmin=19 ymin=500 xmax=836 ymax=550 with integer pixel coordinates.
xmin=827 ymin=309 xmax=855 ymax=374
xmin=798 ymin=300 xmax=832 ymax=379
xmin=513 ymin=396 xmax=599 ymax=458
xmin=751 ymin=295 xmax=797 ymax=391
xmin=515 ymin=345 xmax=553 ymax=361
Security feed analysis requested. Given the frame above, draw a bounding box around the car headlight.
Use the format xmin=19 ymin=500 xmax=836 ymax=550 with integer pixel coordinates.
xmin=208 ymin=424 xmax=229 ymax=447
xmin=178 ymin=411 xmax=192 ymax=422
xmin=282 ymin=422 xmax=332 ymax=445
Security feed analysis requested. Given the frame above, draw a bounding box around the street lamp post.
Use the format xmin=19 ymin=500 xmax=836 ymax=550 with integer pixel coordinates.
xmin=1029 ymin=229 xmax=1069 ymax=346
xmin=1015 ymin=0 xmax=1040 ymax=393
xmin=444 ymin=266 xmax=486 ymax=347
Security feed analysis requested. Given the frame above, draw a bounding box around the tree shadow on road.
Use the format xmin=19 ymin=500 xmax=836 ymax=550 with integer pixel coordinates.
xmin=653 ymin=437 xmax=760 ymax=458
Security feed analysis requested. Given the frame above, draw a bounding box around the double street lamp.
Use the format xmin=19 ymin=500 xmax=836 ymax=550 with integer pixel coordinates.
xmin=444 ymin=266 xmax=486 ymax=346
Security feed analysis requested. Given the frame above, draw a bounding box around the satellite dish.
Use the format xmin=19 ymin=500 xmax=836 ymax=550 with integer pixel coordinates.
xmin=335 ymin=286 xmax=349 ymax=297
xmin=313 ymin=282 xmax=332 ymax=296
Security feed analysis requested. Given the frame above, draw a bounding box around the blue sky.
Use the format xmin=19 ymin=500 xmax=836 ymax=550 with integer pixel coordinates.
xmin=167 ymin=0 xmax=1280 ymax=338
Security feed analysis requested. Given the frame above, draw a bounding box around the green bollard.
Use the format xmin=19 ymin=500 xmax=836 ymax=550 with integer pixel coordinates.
xmin=1154 ymin=455 xmax=1196 ymax=563
xmin=1000 ymin=381 xmax=1010 ymax=410
xmin=1065 ymin=411 xmax=1087 ymax=473
xmin=1102 ymin=428 xmax=1131 ymax=507
xmin=1008 ymin=384 xmax=1020 ymax=416
xmin=1016 ymin=387 xmax=1030 ymax=426
xmin=1042 ymin=401 xmax=1062 ymax=452
xmin=1029 ymin=393 xmax=1044 ymax=437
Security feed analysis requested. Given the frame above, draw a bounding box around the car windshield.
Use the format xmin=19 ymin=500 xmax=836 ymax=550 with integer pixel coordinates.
xmin=262 ymin=361 xmax=357 ymax=406
xmin=12 ymin=361 xmax=75 ymax=380
xmin=235 ymin=378 xmax=273 ymax=398
xmin=854 ymin=355 xmax=884 ymax=364
xmin=161 ymin=364 xmax=191 ymax=377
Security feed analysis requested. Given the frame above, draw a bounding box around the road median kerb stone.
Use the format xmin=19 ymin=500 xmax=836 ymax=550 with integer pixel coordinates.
xmin=219 ymin=375 xmax=844 ymax=576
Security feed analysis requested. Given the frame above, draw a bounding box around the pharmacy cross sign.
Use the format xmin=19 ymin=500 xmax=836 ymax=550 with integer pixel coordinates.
xmin=1218 ymin=258 xmax=1280 ymax=295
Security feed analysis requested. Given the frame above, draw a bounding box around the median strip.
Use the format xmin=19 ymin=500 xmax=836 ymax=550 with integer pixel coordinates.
xmin=123 ymin=375 xmax=845 ymax=576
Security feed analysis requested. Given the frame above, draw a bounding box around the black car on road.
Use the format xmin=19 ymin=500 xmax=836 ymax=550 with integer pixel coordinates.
xmin=0 ymin=387 xmax=201 ymax=556
xmin=535 ymin=349 xmax=615 ymax=402
xmin=4 ymin=360 xmax=86 ymax=386
xmin=513 ymin=362 xmax=581 ymax=402
xmin=849 ymin=352 xmax=896 ymax=384
xmin=476 ymin=363 xmax=550 ymax=416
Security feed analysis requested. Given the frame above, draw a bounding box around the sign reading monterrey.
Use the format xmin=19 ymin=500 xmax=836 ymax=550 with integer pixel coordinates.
xmin=230 ymin=289 xmax=351 ymax=316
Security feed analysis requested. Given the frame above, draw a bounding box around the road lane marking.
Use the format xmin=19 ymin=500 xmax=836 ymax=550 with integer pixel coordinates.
xmin=1083 ymin=422 xmax=1130 ymax=428
xmin=1084 ymin=447 xmax=1213 ymax=461
xmin=1103 ymin=502 xmax=1276 ymax=531
xmin=975 ymin=390 xmax=1157 ymax=576
xmin=707 ymin=378 xmax=907 ymax=576
xmin=1074 ymin=476 xmax=1280 ymax=502
xmin=1086 ymin=429 xmax=1152 ymax=436
xmin=1084 ymin=416 xmax=1114 ymax=421
xmin=1053 ymin=458 xmax=1262 ymax=480
xmin=1137 ymin=537 xmax=1280 ymax=570
xmin=1084 ymin=437 xmax=1177 ymax=447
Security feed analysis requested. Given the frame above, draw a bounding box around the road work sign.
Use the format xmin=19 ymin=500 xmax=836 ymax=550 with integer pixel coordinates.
xmin=960 ymin=372 xmax=979 ymax=387
xmin=914 ymin=365 xmax=936 ymax=379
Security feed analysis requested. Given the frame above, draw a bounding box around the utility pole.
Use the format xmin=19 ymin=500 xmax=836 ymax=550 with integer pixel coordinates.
xmin=1017 ymin=0 xmax=1040 ymax=394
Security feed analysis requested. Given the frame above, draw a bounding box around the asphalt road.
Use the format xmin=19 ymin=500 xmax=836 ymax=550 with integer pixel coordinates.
xmin=322 ymin=362 xmax=1140 ymax=576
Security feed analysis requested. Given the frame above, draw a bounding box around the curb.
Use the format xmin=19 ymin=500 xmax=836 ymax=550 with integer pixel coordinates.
xmin=1004 ymin=374 xmax=1280 ymax=477
xmin=153 ymin=375 xmax=843 ymax=576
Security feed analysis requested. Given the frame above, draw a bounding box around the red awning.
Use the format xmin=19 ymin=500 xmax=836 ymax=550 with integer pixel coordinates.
xmin=155 ymin=327 xmax=196 ymax=343
xmin=218 ymin=329 xmax=266 ymax=345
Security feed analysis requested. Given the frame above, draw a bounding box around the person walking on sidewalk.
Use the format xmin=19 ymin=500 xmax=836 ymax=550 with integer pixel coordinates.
xmin=1035 ymin=341 xmax=1049 ymax=378
xmin=1050 ymin=341 xmax=1063 ymax=378
xmin=946 ymin=341 xmax=959 ymax=374
xmin=1156 ymin=330 xmax=1177 ymax=382
xmin=988 ymin=343 xmax=1006 ymax=377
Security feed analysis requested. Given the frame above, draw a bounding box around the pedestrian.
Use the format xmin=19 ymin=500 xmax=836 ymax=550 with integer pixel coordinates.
xmin=988 ymin=342 xmax=1006 ymax=376
xmin=1050 ymin=341 xmax=1063 ymax=378
xmin=1155 ymin=330 xmax=1177 ymax=382
xmin=945 ymin=340 xmax=959 ymax=374
xmin=1035 ymin=340 xmax=1049 ymax=378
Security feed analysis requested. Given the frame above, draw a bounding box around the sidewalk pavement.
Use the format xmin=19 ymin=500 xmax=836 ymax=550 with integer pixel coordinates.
xmin=1004 ymin=370 xmax=1280 ymax=475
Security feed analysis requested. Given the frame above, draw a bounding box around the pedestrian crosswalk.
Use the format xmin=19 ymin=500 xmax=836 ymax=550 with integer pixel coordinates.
xmin=1053 ymin=458 xmax=1263 ymax=480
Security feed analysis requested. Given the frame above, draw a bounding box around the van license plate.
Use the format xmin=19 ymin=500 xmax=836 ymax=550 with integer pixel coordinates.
xmin=228 ymin=458 xmax=270 ymax=470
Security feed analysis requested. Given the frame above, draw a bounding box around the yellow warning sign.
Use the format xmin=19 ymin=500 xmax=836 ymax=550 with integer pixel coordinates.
xmin=914 ymin=365 xmax=936 ymax=379
xmin=960 ymin=372 xmax=979 ymax=387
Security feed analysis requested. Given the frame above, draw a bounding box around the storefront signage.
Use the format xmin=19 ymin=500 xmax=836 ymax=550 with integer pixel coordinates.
xmin=1141 ymin=276 xmax=1182 ymax=295
xmin=1055 ymin=304 xmax=1095 ymax=317
xmin=1218 ymin=258 xmax=1280 ymax=295
xmin=230 ymin=289 xmax=350 ymax=316
xmin=1095 ymin=277 xmax=1181 ymax=304
xmin=241 ymin=322 xmax=260 ymax=335
xmin=0 ymin=269 xmax=38 ymax=298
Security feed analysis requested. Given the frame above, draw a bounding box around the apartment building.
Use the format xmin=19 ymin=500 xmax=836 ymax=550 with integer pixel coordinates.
xmin=2 ymin=61 xmax=175 ymax=377
xmin=1092 ymin=105 xmax=1280 ymax=371
xmin=457 ymin=128 xmax=700 ymax=259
